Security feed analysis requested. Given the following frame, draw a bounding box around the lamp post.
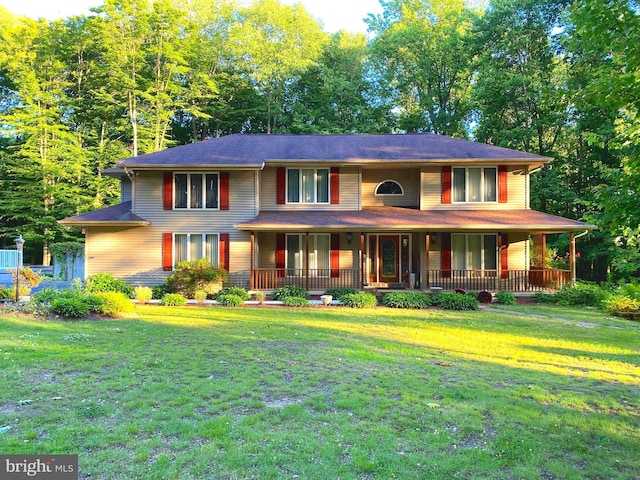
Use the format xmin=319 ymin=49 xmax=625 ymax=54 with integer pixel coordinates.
xmin=15 ymin=235 xmax=24 ymax=303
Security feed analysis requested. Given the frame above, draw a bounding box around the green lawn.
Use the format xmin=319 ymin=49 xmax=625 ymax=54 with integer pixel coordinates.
xmin=0 ymin=304 xmax=638 ymax=479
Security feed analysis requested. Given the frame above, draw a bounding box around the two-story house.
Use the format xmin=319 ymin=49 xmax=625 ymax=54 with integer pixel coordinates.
xmin=60 ymin=134 xmax=593 ymax=292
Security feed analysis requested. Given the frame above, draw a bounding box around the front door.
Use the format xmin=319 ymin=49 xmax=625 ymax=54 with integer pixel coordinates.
xmin=379 ymin=235 xmax=399 ymax=283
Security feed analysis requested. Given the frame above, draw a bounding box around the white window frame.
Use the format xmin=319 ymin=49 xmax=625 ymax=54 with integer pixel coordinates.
xmin=375 ymin=180 xmax=404 ymax=196
xmin=451 ymin=234 xmax=498 ymax=273
xmin=173 ymin=233 xmax=219 ymax=268
xmin=286 ymin=234 xmax=330 ymax=274
xmin=174 ymin=172 xmax=220 ymax=210
xmin=452 ymin=167 xmax=497 ymax=203
xmin=286 ymin=168 xmax=330 ymax=204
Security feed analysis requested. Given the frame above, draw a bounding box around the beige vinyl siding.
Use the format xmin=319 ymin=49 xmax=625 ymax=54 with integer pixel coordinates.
xmin=84 ymin=171 xmax=258 ymax=284
xmin=421 ymin=165 xmax=529 ymax=210
xmin=362 ymin=168 xmax=420 ymax=207
xmin=260 ymin=165 xmax=360 ymax=210
xmin=507 ymin=232 xmax=529 ymax=270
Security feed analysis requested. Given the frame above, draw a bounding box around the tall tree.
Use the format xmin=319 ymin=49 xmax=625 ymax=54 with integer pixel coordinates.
xmin=367 ymin=0 xmax=477 ymax=135
xmin=0 ymin=16 xmax=90 ymax=263
xmin=227 ymin=0 xmax=327 ymax=134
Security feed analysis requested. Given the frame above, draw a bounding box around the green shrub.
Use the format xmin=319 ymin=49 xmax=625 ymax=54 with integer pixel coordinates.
xmin=86 ymin=273 xmax=134 ymax=298
xmin=94 ymin=292 xmax=135 ymax=316
xmin=31 ymin=287 xmax=61 ymax=304
xmin=216 ymin=286 xmax=250 ymax=301
xmin=603 ymin=295 xmax=640 ymax=315
xmin=161 ymin=293 xmax=187 ymax=306
xmin=323 ymin=287 xmax=358 ymax=301
xmin=151 ymin=284 xmax=171 ymax=299
xmin=0 ymin=287 xmax=11 ymax=300
xmin=495 ymin=291 xmax=517 ymax=305
xmin=272 ymin=285 xmax=309 ymax=301
xmin=50 ymin=297 xmax=90 ymax=318
xmin=6 ymin=285 xmax=31 ymax=299
xmin=382 ymin=291 xmax=431 ymax=309
xmin=534 ymin=292 xmax=556 ymax=304
xmin=431 ymin=292 xmax=478 ymax=311
xmin=134 ymin=286 xmax=153 ymax=304
xmin=254 ymin=291 xmax=266 ymax=304
xmin=554 ymin=281 xmax=609 ymax=307
xmin=616 ymin=282 xmax=640 ymax=301
xmin=194 ymin=290 xmax=207 ymax=305
xmin=281 ymin=296 xmax=310 ymax=307
xmin=165 ymin=259 xmax=228 ymax=298
xmin=340 ymin=292 xmax=378 ymax=308
xmin=216 ymin=294 xmax=245 ymax=306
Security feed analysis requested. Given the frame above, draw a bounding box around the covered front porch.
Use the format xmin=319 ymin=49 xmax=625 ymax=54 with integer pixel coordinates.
xmin=236 ymin=207 xmax=592 ymax=294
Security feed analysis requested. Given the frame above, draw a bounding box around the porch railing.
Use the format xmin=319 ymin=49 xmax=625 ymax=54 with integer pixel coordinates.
xmin=427 ymin=268 xmax=571 ymax=292
xmin=252 ymin=268 xmax=361 ymax=291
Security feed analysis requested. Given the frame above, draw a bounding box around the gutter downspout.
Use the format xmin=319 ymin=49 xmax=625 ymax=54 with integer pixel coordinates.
xmin=571 ymin=230 xmax=590 ymax=285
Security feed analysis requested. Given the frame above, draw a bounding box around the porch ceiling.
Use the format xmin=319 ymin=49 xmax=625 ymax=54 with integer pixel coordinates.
xmin=235 ymin=207 xmax=595 ymax=233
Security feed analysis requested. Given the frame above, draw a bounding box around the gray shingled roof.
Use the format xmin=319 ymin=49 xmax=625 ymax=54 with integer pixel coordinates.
xmin=59 ymin=201 xmax=150 ymax=226
xmin=118 ymin=134 xmax=551 ymax=169
xmin=235 ymin=207 xmax=594 ymax=233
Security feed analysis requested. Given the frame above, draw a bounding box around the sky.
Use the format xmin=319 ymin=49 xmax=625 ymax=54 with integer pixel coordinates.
xmin=0 ymin=0 xmax=383 ymax=33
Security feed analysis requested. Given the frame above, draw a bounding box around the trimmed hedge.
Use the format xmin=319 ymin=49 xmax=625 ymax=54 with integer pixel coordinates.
xmin=382 ymin=292 xmax=431 ymax=309
xmin=340 ymin=293 xmax=378 ymax=308
xmin=216 ymin=287 xmax=250 ymax=301
xmin=161 ymin=293 xmax=187 ymax=306
xmin=216 ymin=294 xmax=245 ymax=306
xmin=281 ymin=296 xmax=310 ymax=307
xmin=272 ymin=285 xmax=309 ymax=301
xmin=430 ymin=292 xmax=478 ymax=311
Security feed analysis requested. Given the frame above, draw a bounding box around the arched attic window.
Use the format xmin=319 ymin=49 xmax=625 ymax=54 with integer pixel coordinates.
xmin=375 ymin=180 xmax=404 ymax=196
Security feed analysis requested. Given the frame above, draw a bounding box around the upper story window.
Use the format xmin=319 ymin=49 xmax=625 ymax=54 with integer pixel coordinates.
xmin=287 ymin=168 xmax=329 ymax=203
xmin=375 ymin=180 xmax=404 ymax=195
xmin=174 ymin=173 xmax=219 ymax=209
xmin=453 ymin=167 xmax=497 ymax=203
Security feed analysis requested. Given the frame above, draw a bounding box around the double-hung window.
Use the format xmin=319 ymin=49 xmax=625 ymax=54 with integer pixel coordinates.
xmin=452 ymin=234 xmax=497 ymax=274
xmin=173 ymin=233 xmax=219 ymax=268
xmin=287 ymin=168 xmax=329 ymax=203
xmin=286 ymin=234 xmax=330 ymax=273
xmin=452 ymin=167 xmax=497 ymax=203
xmin=174 ymin=173 xmax=219 ymax=209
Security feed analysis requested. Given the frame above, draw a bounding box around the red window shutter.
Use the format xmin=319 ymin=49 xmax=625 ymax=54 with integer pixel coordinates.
xmin=441 ymin=233 xmax=451 ymax=278
xmin=330 ymin=233 xmax=340 ymax=278
xmin=330 ymin=167 xmax=340 ymax=205
xmin=163 ymin=172 xmax=173 ymax=210
xmin=498 ymin=166 xmax=508 ymax=203
xmin=442 ymin=166 xmax=452 ymax=204
xmin=220 ymin=172 xmax=229 ymax=210
xmin=276 ymin=167 xmax=286 ymax=205
xmin=162 ymin=233 xmax=173 ymax=271
xmin=220 ymin=233 xmax=230 ymax=271
xmin=500 ymin=233 xmax=509 ymax=279
xmin=276 ymin=233 xmax=285 ymax=277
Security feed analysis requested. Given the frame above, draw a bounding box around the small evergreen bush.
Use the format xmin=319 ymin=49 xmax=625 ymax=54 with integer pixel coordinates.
xmin=134 ymin=286 xmax=153 ymax=304
xmin=216 ymin=287 xmax=250 ymax=300
xmin=281 ymin=296 xmax=310 ymax=307
xmin=216 ymin=294 xmax=245 ymax=306
xmin=151 ymin=284 xmax=171 ymax=299
xmin=382 ymin=292 xmax=431 ymax=309
xmin=161 ymin=293 xmax=187 ymax=306
xmin=272 ymin=285 xmax=309 ymax=301
xmin=323 ymin=287 xmax=358 ymax=301
xmin=340 ymin=293 xmax=378 ymax=308
xmin=495 ymin=291 xmax=516 ymax=305
xmin=86 ymin=273 xmax=134 ymax=298
xmin=94 ymin=292 xmax=135 ymax=316
xmin=431 ymin=292 xmax=478 ymax=311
